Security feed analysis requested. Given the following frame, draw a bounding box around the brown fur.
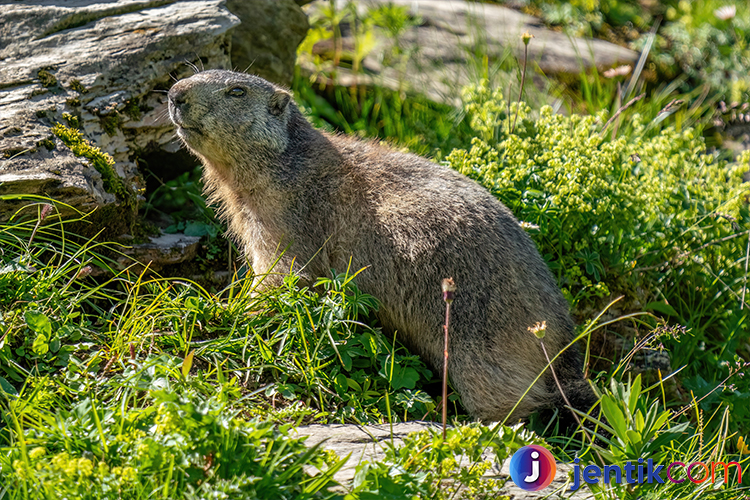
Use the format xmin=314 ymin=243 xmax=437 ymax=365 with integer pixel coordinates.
xmin=168 ymin=70 xmax=592 ymax=422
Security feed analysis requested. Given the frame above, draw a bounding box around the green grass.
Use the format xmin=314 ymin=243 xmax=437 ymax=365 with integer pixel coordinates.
xmin=0 ymin=200 xmax=530 ymax=498
xmin=293 ymin=71 xmax=475 ymax=160
xmin=0 ymin=202 xmax=437 ymax=426
xmin=1 ymin=201 xmax=747 ymax=498
xmin=1 ymin=355 xmax=346 ymax=499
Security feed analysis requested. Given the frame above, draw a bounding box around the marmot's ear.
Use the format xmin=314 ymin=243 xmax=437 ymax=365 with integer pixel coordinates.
xmin=269 ymin=89 xmax=291 ymax=116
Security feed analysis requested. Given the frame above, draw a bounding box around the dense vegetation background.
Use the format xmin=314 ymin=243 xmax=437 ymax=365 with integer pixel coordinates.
xmin=2 ymin=0 xmax=750 ymax=498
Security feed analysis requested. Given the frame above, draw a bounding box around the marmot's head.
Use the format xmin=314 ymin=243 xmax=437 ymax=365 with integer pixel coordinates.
xmin=168 ymin=70 xmax=293 ymax=166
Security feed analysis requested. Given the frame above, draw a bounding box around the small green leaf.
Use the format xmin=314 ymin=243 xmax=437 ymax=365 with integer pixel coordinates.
xmin=25 ymin=311 xmax=52 ymax=336
xmin=601 ymin=396 xmax=627 ymax=440
xmin=644 ymin=301 xmax=679 ymax=318
xmin=653 ymin=410 xmax=670 ymax=431
xmin=334 ymin=373 xmax=348 ymax=397
xmin=390 ymin=366 xmax=420 ymax=390
xmin=182 ymin=350 xmax=194 ymax=378
xmin=49 ymin=337 xmax=61 ymax=353
xmin=277 ymin=384 xmax=297 ymax=399
xmin=255 ymin=334 xmax=274 ymax=363
xmin=629 ymin=374 xmax=641 ymax=416
xmin=185 ymin=296 xmax=200 ymax=310
xmin=635 ymin=411 xmax=645 ymax=433
xmin=184 ymin=221 xmax=212 ymax=237
xmin=340 ymin=350 xmax=353 ymax=372
xmin=364 ymin=332 xmax=379 ymax=358
xmin=60 ymin=324 xmax=82 ymax=342
xmin=626 ymin=429 xmax=642 ymax=448
xmin=32 ymin=334 xmax=49 ymax=356
xmin=0 ymin=376 xmax=18 ymax=396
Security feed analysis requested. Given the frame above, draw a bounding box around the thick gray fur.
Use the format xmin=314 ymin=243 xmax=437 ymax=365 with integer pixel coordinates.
xmin=168 ymin=70 xmax=592 ymax=422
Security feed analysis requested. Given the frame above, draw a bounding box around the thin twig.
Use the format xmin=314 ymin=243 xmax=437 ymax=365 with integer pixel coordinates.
xmin=540 ymin=341 xmax=581 ymax=427
xmin=441 ymin=278 xmax=456 ymax=440
xmin=442 ymin=305 xmax=451 ymax=440
xmin=601 ymin=93 xmax=646 ymax=134
xmin=511 ymin=34 xmax=532 ymax=135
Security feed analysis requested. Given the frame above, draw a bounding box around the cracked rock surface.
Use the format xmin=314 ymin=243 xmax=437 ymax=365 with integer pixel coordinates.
xmin=0 ymin=0 xmax=308 ymax=222
xmin=0 ymin=0 xmax=308 ymax=268
xmin=0 ymin=0 xmax=239 ymax=221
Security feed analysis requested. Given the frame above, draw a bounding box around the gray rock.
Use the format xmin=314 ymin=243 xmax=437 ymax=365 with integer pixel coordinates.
xmin=0 ymin=125 xmax=114 ymax=221
xmin=0 ymin=0 xmax=240 ymax=223
xmin=117 ymin=232 xmax=202 ymax=272
xmin=226 ymin=0 xmax=309 ymax=86
xmin=303 ymin=0 xmax=639 ymax=105
xmin=294 ymin=422 xmax=588 ymax=498
xmin=0 ymin=0 xmax=311 ymax=226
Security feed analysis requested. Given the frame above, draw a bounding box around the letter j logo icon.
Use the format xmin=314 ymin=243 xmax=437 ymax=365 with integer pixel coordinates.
xmin=509 ymin=445 xmax=556 ymax=491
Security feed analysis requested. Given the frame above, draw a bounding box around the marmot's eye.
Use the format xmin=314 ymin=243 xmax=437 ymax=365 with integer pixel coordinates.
xmin=229 ymin=87 xmax=246 ymax=97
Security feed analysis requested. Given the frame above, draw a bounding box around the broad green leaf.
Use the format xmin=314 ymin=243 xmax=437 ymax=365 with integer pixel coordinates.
xmin=601 ymin=396 xmax=627 ymax=440
xmin=25 ymin=311 xmax=51 ymax=336
xmin=184 ymin=221 xmax=212 ymax=237
xmin=340 ymin=350 xmax=353 ymax=372
xmin=347 ymin=378 xmax=362 ymax=392
xmin=628 ymin=374 xmax=641 ymax=416
xmin=334 ymin=373 xmax=348 ymax=397
xmin=276 ymin=383 xmax=297 ymax=400
xmin=390 ymin=366 xmax=420 ymax=390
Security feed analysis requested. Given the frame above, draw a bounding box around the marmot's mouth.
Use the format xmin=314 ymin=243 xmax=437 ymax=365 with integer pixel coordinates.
xmin=177 ymin=125 xmax=204 ymax=138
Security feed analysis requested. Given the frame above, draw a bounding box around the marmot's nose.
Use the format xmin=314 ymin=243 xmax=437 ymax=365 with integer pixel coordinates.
xmin=168 ymin=85 xmax=188 ymax=107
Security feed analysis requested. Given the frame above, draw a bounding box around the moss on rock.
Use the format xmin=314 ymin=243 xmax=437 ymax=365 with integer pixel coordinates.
xmin=51 ymin=122 xmax=138 ymax=216
xmin=37 ymin=69 xmax=57 ymax=88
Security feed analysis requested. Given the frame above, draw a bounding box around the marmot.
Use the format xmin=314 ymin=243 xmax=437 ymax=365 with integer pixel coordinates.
xmin=168 ymin=70 xmax=592 ymax=422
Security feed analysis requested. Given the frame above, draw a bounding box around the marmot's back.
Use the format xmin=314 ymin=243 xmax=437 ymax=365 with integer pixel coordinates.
xmin=328 ymin=136 xmax=581 ymax=419
xmin=168 ymin=70 xmax=592 ymax=422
